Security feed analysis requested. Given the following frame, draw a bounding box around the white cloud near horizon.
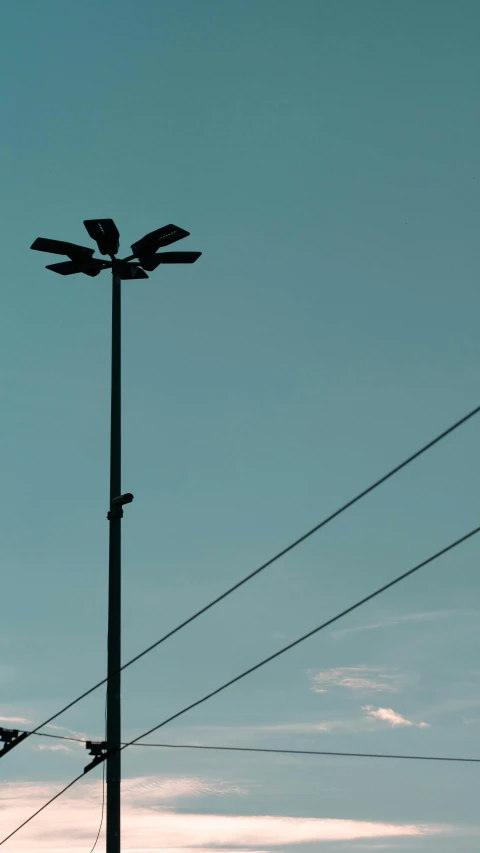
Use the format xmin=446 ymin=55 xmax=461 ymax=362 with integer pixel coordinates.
xmin=362 ymin=706 xmax=430 ymax=728
xmin=309 ymin=666 xmax=402 ymax=694
xmin=0 ymin=777 xmax=446 ymax=852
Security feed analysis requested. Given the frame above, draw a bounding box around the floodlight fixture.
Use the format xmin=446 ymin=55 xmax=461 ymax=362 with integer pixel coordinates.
xmin=138 ymin=251 xmax=202 ymax=271
xmin=31 ymin=220 xmax=200 ymax=280
xmin=130 ymin=224 xmax=189 ymax=257
xmin=84 ymin=219 xmax=120 ymax=255
xmin=46 ymin=259 xmax=109 ymax=277
xmin=31 ymin=237 xmax=94 ymax=262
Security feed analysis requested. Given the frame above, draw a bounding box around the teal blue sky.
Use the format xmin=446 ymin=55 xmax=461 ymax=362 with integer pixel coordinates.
xmin=0 ymin=1 xmax=479 ymax=851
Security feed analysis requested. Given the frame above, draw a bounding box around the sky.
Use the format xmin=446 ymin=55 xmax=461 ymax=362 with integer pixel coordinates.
xmin=0 ymin=0 xmax=479 ymax=851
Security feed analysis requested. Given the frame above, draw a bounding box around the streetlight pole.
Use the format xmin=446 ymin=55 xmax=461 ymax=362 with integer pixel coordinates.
xmin=30 ymin=219 xmax=201 ymax=853
xmin=107 ymin=266 xmax=122 ymax=853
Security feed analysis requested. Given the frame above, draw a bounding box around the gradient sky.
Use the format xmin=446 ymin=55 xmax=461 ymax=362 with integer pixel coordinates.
xmin=0 ymin=1 xmax=479 ymax=851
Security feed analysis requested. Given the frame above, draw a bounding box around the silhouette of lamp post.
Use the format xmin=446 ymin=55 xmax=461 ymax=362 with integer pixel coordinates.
xmin=31 ymin=219 xmax=201 ymax=853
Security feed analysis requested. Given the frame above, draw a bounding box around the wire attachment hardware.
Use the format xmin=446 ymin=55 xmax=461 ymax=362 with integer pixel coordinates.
xmin=84 ymin=740 xmax=108 ymax=773
xmin=0 ymin=727 xmax=29 ymax=756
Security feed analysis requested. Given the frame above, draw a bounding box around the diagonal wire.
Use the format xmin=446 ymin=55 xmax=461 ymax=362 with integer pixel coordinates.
xmin=120 ymin=524 xmax=480 ymax=749
xmin=3 ymin=403 xmax=479 ymax=761
xmin=3 ymin=525 xmax=479 ymax=847
xmin=0 ymin=772 xmax=86 ymax=847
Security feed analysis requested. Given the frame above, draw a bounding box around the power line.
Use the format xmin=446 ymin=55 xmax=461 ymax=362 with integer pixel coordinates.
xmin=25 ymin=729 xmax=480 ymax=764
xmin=117 ymin=524 xmax=480 ymax=749
xmin=4 ymin=524 xmax=477 ymax=847
xmin=132 ymin=742 xmax=480 ymax=764
xmin=3 ymin=403 xmax=479 ymax=762
xmin=26 ymin=731 xmax=86 ymax=743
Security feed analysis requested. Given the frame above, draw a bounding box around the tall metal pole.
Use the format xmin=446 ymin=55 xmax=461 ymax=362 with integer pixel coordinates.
xmin=106 ymin=268 xmax=122 ymax=853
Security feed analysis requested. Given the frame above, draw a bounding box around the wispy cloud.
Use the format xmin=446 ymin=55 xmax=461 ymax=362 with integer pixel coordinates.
xmin=136 ymin=720 xmax=346 ymax=745
xmin=171 ymin=720 xmax=344 ymax=741
xmin=36 ymin=744 xmax=72 ymax=753
xmin=44 ymin=722 xmax=91 ymax=741
xmin=256 ymin=721 xmax=341 ymax=734
xmin=148 ymin=704 xmax=436 ymax=745
xmin=0 ymin=777 xmax=446 ymax=851
xmin=122 ymin=776 xmax=247 ymax=802
xmin=0 ymin=714 xmax=31 ymax=724
xmin=330 ymin=610 xmax=475 ymax=639
xmin=362 ymin=706 xmax=430 ymax=729
xmin=309 ymin=666 xmax=402 ymax=694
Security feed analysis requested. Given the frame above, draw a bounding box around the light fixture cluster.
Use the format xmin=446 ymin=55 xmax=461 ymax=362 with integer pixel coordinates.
xmin=31 ymin=218 xmax=201 ymax=279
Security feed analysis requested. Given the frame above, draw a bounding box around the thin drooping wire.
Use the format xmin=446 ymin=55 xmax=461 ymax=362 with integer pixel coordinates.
xmin=87 ymin=697 xmax=107 ymax=853
xmin=3 ymin=403 xmax=479 ymax=760
xmin=23 ymin=730 xmax=480 ymax=764
xmin=3 ymin=525 xmax=479 ymax=848
xmin=119 ymin=524 xmax=480 ymax=750
xmin=132 ymin=742 xmax=480 ymax=764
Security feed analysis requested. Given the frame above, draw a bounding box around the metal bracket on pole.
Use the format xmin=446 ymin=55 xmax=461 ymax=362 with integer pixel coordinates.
xmin=84 ymin=740 xmax=108 ymax=773
xmin=107 ymin=492 xmax=134 ymax=520
xmin=0 ymin=727 xmax=29 ymax=756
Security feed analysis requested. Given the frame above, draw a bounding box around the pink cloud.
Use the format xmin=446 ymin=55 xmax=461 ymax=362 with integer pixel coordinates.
xmin=0 ymin=777 xmax=446 ymax=852
xmin=123 ymin=811 xmax=432 ymax=846
xmin=362 ymin=706 xmax=430 ymax=728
